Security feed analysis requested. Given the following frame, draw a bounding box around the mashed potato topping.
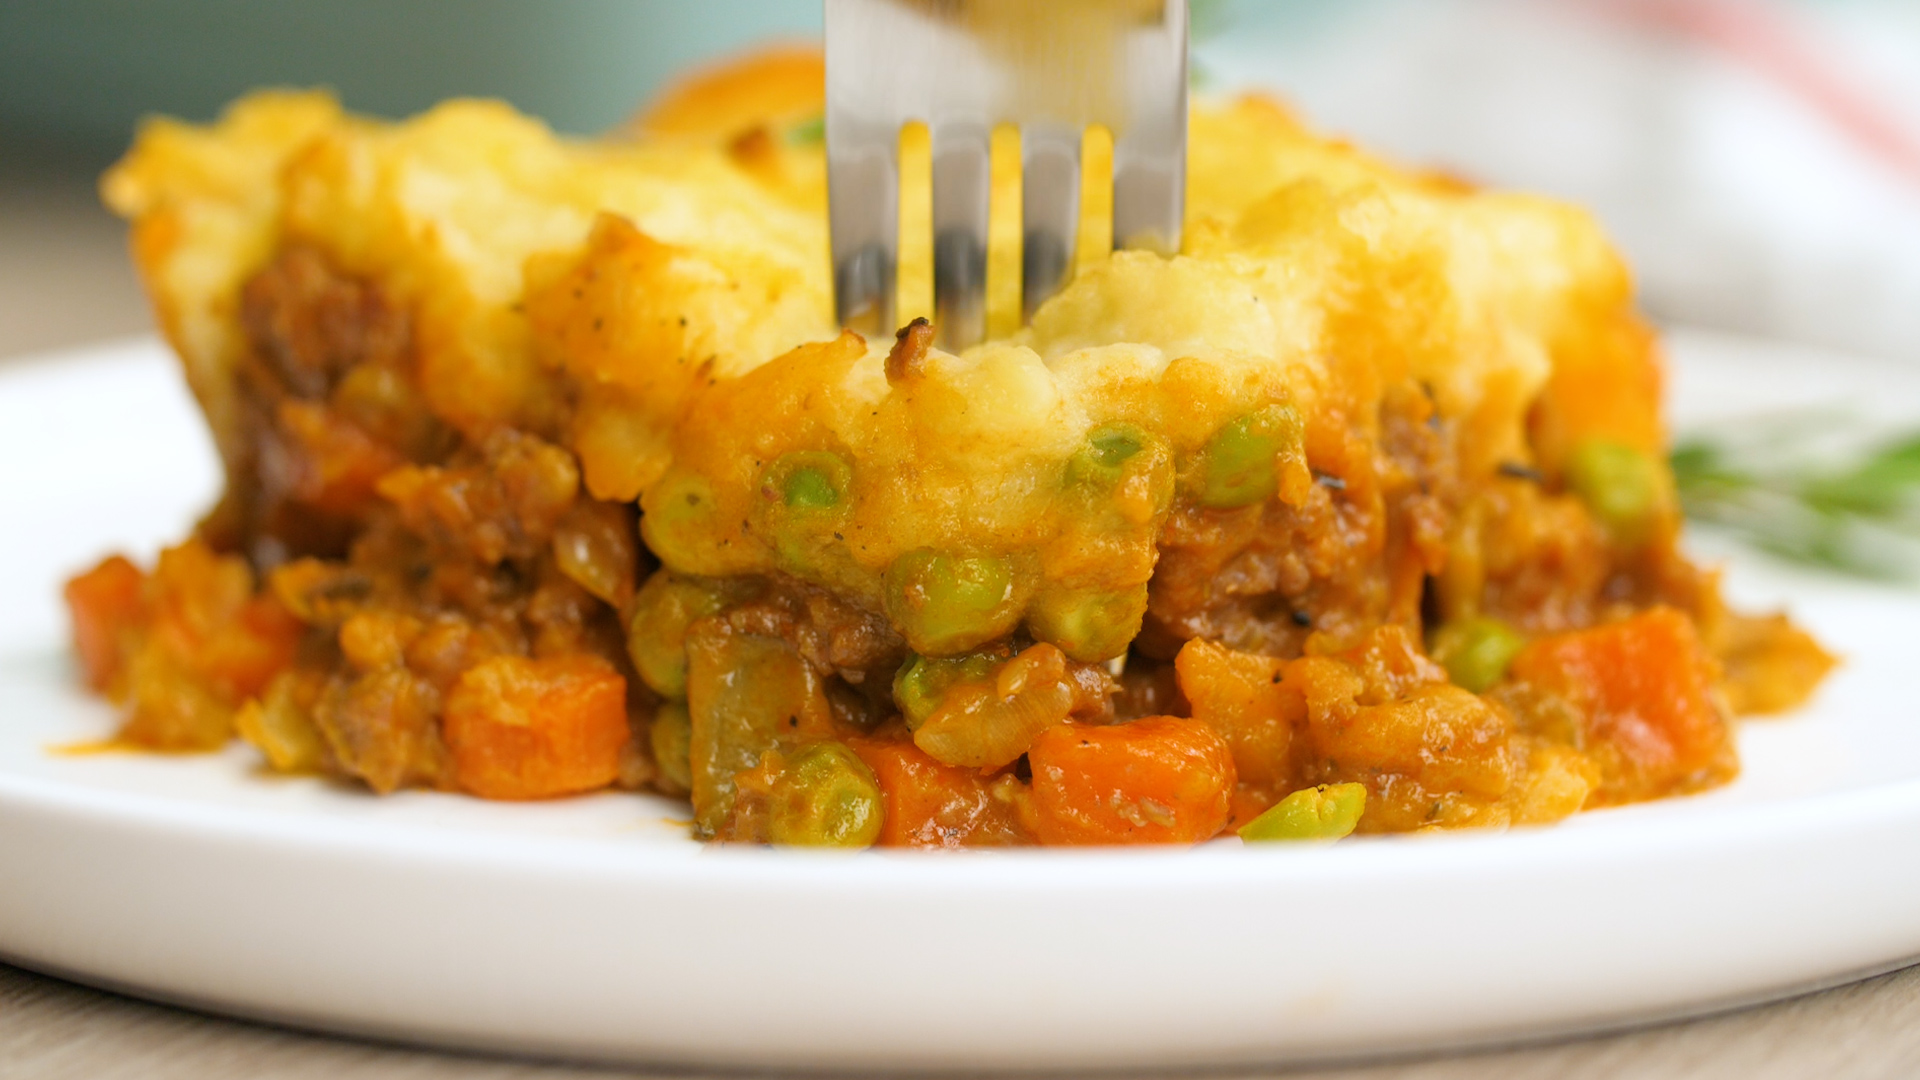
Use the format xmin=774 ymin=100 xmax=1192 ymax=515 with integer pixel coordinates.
xmin=69 ymin=51 xmax=1832 ymax=845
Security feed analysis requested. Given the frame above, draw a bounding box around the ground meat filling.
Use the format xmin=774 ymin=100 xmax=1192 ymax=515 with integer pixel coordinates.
xmin=1146 ymin=383 xmax=1455 ymax=658
xmin=208 ymin=245 xmax=457 ymax=566
xmin=189 ymin=249 xmax=654 ymax=797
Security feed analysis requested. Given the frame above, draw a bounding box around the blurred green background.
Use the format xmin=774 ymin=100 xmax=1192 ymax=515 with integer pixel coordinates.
xmin=0 ymin=0 xmax=823 ymax=159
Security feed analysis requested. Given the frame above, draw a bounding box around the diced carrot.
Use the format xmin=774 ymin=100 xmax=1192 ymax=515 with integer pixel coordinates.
xmin=848 ymin=736 xmax=1026 ymax=848
xmin=1173 ymin=638 xmax=1293 ymax=786
xmin=443 ymin=654 xmax=631 ymax=800
xmin=1508 ymin=607 xmax=1730 ymax=800
xmin=64 ymin=555 xmax=148 ymax=693
xmin=198 ymin=594 xmax=305 ymax=702
xmin=1026 ymin=716 xmax=1237 ymax=845
xmin=67 ymin=542 xmax=304 ymax=750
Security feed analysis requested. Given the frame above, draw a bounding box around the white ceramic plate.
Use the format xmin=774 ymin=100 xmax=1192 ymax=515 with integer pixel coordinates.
xmin=3 ymin=332 xmax=1919 ymax=1072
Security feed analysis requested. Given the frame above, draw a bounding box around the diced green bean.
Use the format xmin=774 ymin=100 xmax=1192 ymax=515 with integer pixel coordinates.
xmin=1198 ymin=404 xmax=1302 ymax=510
xmin=883 ymin=548 xmax=1022 ymax=655
xmin=1564 ymin=438 xmax=1665 ymax=545
xmin=767 ymin=742 xmax=884 ymax=848
xmin=892 ymin=650 xmax=1004 ymax=729
xmin=1028 ymin=584 xmax=1147 ymax=663
xmin=1239 ymin=782 xmax=1368 ymax=843
xmin=649 ymin=701 xmax=694 ymax=794
xmin=1431 ymin=616 xmax=1526 ymax=694
xmin=626 ymin=571 xmax=734 ymax=699
xmin=687 ymin=629 xmax=828 ymax=838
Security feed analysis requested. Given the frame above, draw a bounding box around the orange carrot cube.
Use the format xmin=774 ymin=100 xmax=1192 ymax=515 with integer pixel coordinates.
xmin=849 ymin=736 xmax=1026 ymax=848
xmin=444 ymin=654 xmax=630 ymax=800
xmin=65 ymin=555 xmax=148 ymax=693
xmin=1509 ymin=607 xmax=1731 ymax=800
xmin=1026 ymin=716 xmax=1236 ymax=845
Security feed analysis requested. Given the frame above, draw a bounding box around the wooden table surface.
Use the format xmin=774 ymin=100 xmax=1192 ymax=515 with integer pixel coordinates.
xmin=5 ymin=132 xmax=1919 ymax=1080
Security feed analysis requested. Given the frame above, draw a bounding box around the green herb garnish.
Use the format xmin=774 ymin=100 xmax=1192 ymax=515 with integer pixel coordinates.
xmin=1671 ymin=413 xmax=1920 ymax=580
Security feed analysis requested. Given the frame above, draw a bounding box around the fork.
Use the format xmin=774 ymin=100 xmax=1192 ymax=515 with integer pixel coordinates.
xmin=825 ymin=0 xmax=1189 ymax=350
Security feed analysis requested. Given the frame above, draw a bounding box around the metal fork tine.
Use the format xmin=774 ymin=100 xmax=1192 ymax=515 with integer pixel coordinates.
xmin=827 ymin=130 xmax=898 ymax=338
xmin=824 ymin=0 xmax=906 ymax=336
xmin=1114 ymin=0 xmax=1189 ymax=255
xmin=1021 ymin=124 xmax=1081 ymax=323
xmin=1112 ymin=143 xmax=1184 ymax=256
xmin=931 ymin=122 xmax=990 ymax=351
xmin=827 ymin=0 xmax=1188 ymax=341
xmin=828 ymin=142 xmax=898 ymax=337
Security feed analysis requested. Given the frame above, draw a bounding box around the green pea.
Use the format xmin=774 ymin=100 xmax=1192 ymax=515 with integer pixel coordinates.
xmin=649 ymin=701 xmax=694 ymax=794
xmin=1028 ymin=584 xmax=1147 ymax=663
xmin=892 ymin=650 xmax=1004 ymax=729
xmin=785 ymin=468 xmax=837 ymax=509
xmin=1061 ymin=424 xmax=1176 ymax=531
xmin=1431 ymin=616 xmax=1527 ymax=694
xmin=626 ymin=571 xmax=733 ymax=699
xmin=1239 ymin=783 xmax=1368 ymax=843
xmin=1067 ymin=423 xmax=1147 ymax=487
xmin=1198 ymin=404 xmax=1302 ymax=510
xmin=768 ymin=742 xmax=884 ymax=848
xmin=763 ymin=450 xmax=851 ymax=511
xmin=1563 ymin=438 xmax=1665 ymax=545
xmin=640 ymin=472 xmax=717 ymax=572
xmin=883 ymin=548 xmax=1022 ymax=655
xmin=756 ymin=451 xmax=854 ymax=580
